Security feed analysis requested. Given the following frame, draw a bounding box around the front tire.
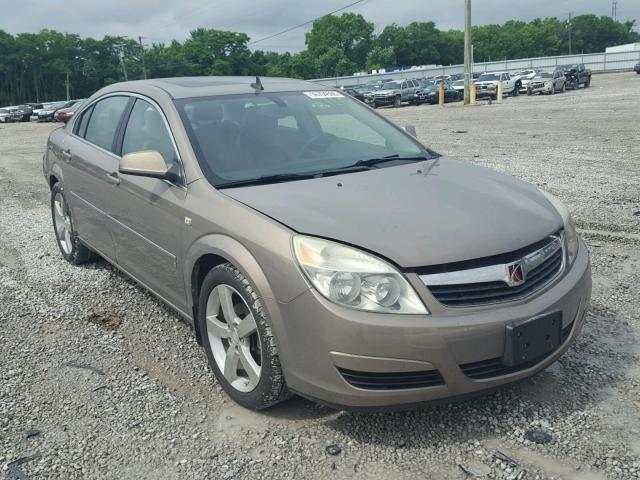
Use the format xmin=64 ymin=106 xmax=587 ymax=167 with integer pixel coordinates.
xmin=393 ymin=95 xmax=401 ymax=108
xmin=199 ymin=263 xmax=290 ymax=410
xmin=51 ymin=183 xmax=96 ymax=265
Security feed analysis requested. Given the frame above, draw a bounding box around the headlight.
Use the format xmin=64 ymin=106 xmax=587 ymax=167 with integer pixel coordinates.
xmin=539 ymin=190 xmax=580 ymax=266
xmin=545 ymin=81 xmax=553 ymax=87
xmin=293 ymin=236 xmax=428 ymax=314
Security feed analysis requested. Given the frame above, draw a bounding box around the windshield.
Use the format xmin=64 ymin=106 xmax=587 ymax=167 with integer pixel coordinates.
xmin=452 ymin=80 xmax=464 ymax=87
xmin=478 ymin=73 xmax=500 ymax=81
xmin=0 ymin=109 xmax=7 ymax=114
xmin=176 ymin=91 xmax=431 ymax=187
xmin=381 ymin=82 xmax=400 ymax=89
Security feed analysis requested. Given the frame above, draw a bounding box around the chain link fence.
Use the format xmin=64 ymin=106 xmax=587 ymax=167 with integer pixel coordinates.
xmin=312 ymin=50 xmax=640 ymax=87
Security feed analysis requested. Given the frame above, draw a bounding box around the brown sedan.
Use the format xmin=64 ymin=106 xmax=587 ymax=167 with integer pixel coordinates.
xmin=44 ymin=77 xmax=591 ymax=410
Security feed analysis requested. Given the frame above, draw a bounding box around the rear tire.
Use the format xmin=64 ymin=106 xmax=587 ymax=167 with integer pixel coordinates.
xmin=198 ymin=263 xmax=290 ymax=410
xmin=51 ymin=183 xmax=96 ymax=265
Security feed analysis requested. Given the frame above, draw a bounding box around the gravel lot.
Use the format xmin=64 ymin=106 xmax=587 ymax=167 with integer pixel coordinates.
xmin=1 ymin=72 xmax=639 ymax=480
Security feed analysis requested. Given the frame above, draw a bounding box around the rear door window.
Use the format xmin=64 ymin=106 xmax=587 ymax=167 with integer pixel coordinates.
xmin=75 ymin=105 xmax=94 ymax=137
xmin=84 ymin=96 xmax=130 ymax=152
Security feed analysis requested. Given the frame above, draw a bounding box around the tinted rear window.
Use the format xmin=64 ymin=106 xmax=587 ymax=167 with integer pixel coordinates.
xmin=84 ymin=96 xmax=129 ymax=152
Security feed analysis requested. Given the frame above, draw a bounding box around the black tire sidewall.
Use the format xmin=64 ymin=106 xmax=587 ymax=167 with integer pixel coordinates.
xmin=198 ymin=264 xmax=287 ymax=410
xmin=50 ymin=183 xmax=93 ymax=264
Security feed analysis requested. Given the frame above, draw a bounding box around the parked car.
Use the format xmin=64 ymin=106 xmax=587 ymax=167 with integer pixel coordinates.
xmin=36 ymin=101 xmax=69 ymax=122
xmin=559 ymin=64 xmax=591 ymax=89
xmin=417 ymin=81 xmax=461 ymax=104
xmin=342 ymin=88 xmax=366 ymax=103
xmin=43 ymin=76 xmax=591 ymax=411
xmin=514 ymin=69 xmax=543 ymax=93
xmin=365 ymin=78 xmax=421 ymax=107
xmin=54 ymin=100 xmax=85 ymax=123
xmin=30 ymin=103 xmax=48 ymax=122
xmin=526 ymin=70 xmax=566 ymax=95
xmin=451 ymin=79 xmax=466 ymax=94
xmin=475 ymin=72 xmax=519 ymax=99
xmin=38 ymin=100 xmax=83 ymax=122
xmin=0 ymin=108 xmax=13 ymax=123
xmin=10 ymin=105 xmax=33 ymax=122
xmin=634 ymin=63 xmax=640 ymax=74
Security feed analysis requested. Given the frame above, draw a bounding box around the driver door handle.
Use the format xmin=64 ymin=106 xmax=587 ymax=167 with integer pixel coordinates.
xmin=61 ymin=149 xmax=72 ymax=162
xmin=105 ymin=172 xmax=120 ymax=185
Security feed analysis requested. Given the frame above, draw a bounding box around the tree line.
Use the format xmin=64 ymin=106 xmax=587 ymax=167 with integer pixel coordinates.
xmin=0 ymin=13 xmax=637 ymax=105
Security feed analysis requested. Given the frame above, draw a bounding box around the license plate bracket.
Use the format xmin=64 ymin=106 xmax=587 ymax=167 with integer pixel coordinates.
xmin=503 ymin=311 xmax=562 ymax=367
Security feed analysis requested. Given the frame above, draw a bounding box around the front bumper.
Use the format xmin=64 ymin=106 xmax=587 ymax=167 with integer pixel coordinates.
xmin=370 ymin=95 xmax=396 ymax=106
xmin=475 ymin=85 xmax=497 ymax=97
xmin=271 ymin=240 xmax=591 ymax=410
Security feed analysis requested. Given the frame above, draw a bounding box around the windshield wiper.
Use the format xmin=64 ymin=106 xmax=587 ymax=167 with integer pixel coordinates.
xmin=351 ymin=154 xmax=429 ymax=168
xmin=216 ymin=172 xmax=318 ymax=188
xmin=215 ymin=166 xmax=372 ymax=189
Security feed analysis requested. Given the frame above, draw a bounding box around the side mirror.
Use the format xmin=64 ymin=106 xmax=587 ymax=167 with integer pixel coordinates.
xmin=404 ymin=125 xmax=417 ymax=139
xmin=119 ymin=151 xmax=169 ymax=179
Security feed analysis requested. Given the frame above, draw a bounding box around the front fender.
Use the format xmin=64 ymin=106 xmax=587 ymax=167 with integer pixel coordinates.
xmin=184 ymin=233 xmax=277 ymax=311
xmin=183 ymin=233 xmax=302 ymax=370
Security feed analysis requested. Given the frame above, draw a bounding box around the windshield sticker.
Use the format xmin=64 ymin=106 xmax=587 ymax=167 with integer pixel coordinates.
xmin=303 ymin=91 xmax=345 ymax=99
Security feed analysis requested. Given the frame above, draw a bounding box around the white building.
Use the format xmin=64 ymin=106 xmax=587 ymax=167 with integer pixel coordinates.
xmin=605 ymin=43 xmax=640 ymax=53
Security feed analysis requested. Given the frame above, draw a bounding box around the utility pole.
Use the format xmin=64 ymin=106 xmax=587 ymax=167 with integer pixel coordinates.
xmin=116 ymin=44 xmax=129 ymax=81
xmin=568 ymin=12 xmax=573 ymax=55
xmin=463 ymin=0 xmax=472 ymax=105
xmin=65 ymin=71 xmax=70 ymax=100
xmin=138 ymin=36 xmax=148 ymax=79
xmin=612 ymin=1 xmax=618 ymax=20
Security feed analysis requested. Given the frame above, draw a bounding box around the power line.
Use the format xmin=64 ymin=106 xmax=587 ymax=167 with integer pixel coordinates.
xmin=247 ymin=0 xmax=367 ymax=47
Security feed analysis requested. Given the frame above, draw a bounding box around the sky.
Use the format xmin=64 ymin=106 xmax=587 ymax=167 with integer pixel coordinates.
xmin=1 ymin=0 xmax=638 ymax=52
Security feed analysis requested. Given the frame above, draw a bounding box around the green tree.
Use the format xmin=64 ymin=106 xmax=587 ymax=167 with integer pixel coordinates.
xmin=305 ymin=13 xmax=374 ymax=71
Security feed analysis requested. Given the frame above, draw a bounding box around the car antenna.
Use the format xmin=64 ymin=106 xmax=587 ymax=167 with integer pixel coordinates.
xmin=250 ymin=76 xmax=264 ymax=92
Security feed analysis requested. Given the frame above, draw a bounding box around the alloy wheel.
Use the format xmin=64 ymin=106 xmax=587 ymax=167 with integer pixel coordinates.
xmin=53 ymin=192 xmax=73 ymax=255
xmin=206 ymin=284 xmax=262 ymax=392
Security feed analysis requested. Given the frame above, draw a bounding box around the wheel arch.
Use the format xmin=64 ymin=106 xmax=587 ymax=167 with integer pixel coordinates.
xmin=48 ymin=163 xmax=65 ymax=189
xmin=185 ymin=234 xmax=278 ymax=345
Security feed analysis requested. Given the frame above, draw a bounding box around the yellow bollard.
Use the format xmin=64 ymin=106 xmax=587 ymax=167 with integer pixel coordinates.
xmin=439 ymin=82 xmax=445 ymax=106
xmin=497 ymin=80 xmax=503 ymax=104
xmin=470 ymin=83 xmax=477 ymax=105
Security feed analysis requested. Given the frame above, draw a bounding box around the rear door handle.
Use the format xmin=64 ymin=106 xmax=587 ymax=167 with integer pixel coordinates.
xmin=61 ymin=149 xmax=72 ymax=162
xmin=105 ymin=172 xmax=120 ymax=185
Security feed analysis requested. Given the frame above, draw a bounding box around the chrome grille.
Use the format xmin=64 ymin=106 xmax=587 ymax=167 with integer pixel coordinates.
xmin=419 ymin=233 xmax=564 ymax=307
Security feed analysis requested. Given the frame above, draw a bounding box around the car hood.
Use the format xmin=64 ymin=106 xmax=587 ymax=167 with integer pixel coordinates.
xmin=222 ymin=158 xmax=562 ymax=268
xmin=375 ymin=89 xmax=399 ymax=95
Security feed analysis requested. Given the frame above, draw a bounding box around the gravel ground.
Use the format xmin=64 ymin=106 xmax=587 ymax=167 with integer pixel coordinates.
xmin=1 ymin=72 xmax=639 ymax=480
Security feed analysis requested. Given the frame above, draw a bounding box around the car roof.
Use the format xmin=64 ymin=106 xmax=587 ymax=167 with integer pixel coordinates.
xmin=99 ymin=76 xmax=327 ymax=100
